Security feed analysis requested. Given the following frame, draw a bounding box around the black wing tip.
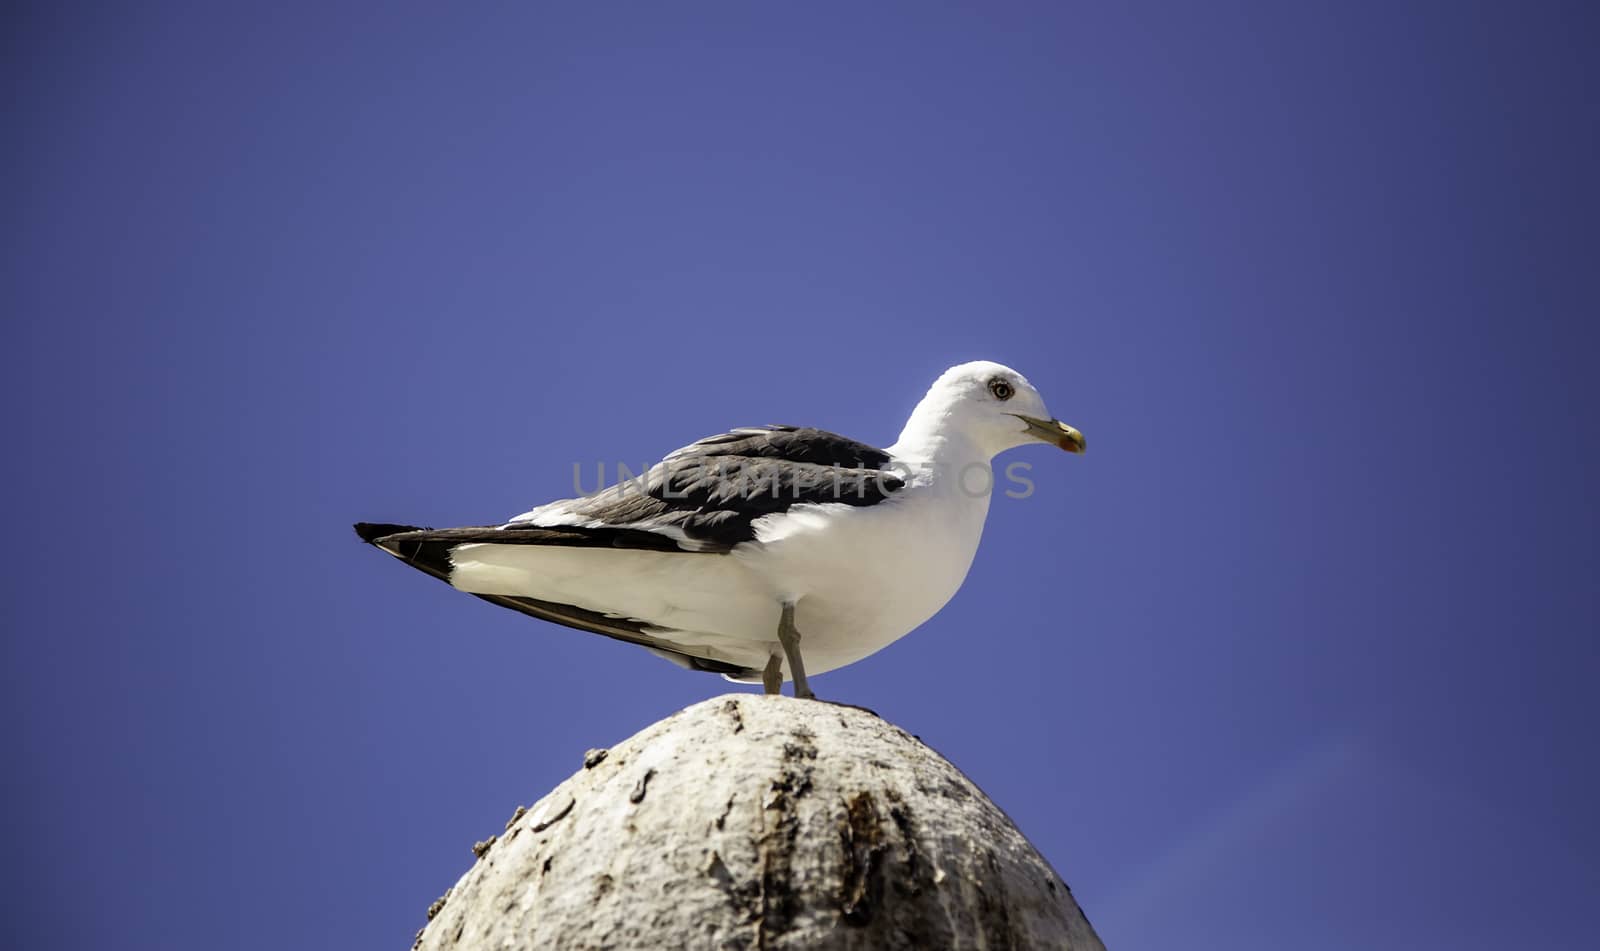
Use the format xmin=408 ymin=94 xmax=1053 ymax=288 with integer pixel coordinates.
xmin=354 ymin=521 xmax=422 ymax=544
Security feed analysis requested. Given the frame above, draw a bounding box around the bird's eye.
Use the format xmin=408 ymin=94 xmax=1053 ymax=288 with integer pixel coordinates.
xmin=988 ymin=378 xmax=1014 ymax=401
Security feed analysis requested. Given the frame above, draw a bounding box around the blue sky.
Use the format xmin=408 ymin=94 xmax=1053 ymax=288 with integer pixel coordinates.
xmin=6 ymin=3 xmax=1597 ymax=948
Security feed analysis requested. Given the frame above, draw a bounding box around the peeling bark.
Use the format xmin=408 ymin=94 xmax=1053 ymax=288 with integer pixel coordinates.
xmin=413 ymin=694 xmax=1106 ymax=950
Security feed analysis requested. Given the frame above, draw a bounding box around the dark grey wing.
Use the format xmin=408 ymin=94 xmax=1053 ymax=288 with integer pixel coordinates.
xmin=668 ymin=425 xmax=894 ymax=468
xmin=509 ymin=425 xmax=905 ymax=551
xmin=353 ymin=426 xmax=901 ymax=676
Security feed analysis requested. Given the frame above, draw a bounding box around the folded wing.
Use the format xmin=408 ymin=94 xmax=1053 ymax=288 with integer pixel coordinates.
xmin=354 ymin=425 xmax=905 ymax=676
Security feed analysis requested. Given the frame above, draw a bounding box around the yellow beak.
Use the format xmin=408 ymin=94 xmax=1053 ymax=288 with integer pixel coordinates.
xmin=1015 ymin=415 xmax=1086 ymax=453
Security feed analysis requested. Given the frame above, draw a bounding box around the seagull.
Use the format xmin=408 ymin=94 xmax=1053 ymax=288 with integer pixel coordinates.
xmin=355 ymin=360 xmax=1084 ymax=699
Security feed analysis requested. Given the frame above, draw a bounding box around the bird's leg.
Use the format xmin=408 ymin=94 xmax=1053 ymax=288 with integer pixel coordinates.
xmin=761 ymin=652 xmax=782 ymax=696
xmin=777 ymin=601 xmax=815 ymax=700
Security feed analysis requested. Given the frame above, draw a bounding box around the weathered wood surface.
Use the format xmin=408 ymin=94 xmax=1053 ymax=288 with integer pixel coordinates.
xmin=414 ymin=694 xmax=1105 ymax=950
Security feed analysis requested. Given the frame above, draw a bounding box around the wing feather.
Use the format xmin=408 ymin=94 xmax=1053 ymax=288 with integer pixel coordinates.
xmin=354 ymin=425 xmax=901 ymax=677
xmin=510 ymin=425 xmax=903 ymax=550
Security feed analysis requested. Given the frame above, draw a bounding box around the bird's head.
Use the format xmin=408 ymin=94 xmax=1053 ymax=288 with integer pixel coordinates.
xmin=903 ymin=360 xmax=1086 ymax=460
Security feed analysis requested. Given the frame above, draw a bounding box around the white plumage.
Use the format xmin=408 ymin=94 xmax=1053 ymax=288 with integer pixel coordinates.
xmin=357 ymin=360 xmax=1084 ymax=697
